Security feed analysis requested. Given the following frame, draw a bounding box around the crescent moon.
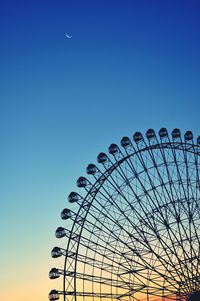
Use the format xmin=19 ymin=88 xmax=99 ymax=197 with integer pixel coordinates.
xmin=66 ymin=33 xmax=72 ymax=39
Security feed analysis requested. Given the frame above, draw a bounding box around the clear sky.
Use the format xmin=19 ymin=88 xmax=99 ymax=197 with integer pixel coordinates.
xmin=1 ymin=1 xmax=200 ymax=300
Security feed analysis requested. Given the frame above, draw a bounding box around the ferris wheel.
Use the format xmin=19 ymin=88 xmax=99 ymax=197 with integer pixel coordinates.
xmin=49 ymin=128 xmax=200 ymax=301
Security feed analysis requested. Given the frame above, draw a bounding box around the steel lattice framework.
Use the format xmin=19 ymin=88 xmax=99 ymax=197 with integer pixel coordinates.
xmin=49 ymin=128 xmax=200 ymax=301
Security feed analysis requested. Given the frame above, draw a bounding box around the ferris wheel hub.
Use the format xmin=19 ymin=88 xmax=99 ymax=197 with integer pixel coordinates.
xmin=187 ymin=291 xmax=200 ymax=301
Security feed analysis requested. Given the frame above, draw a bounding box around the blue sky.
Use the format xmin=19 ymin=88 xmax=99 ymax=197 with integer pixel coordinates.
xmin=0 ymin=1 xmax=200 ymax=300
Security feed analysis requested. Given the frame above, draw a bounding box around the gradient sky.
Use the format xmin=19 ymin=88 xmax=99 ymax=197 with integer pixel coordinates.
xmin=1 ymin=1 xmax=200 ymax=300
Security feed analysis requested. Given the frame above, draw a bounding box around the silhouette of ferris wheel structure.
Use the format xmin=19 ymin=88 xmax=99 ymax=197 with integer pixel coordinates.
xmin=49 ymin=128 xmax=200 ymax=301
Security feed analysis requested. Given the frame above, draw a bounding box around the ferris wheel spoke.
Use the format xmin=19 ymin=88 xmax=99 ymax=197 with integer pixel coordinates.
xmin=93 ymin=168 xmax=188 ymax=288
xmin=179 ymin=142 xmax=200 ymax=282
xmin=64 ymin=271 xmax=137 ymax=290
xmin=80 ymin=184 xmax=181 ymax=292
xmin=110 ymin=149 xmax=192 ymax=286
xmin=90 ymin=192 xmax=181 ymax=288
xmin=169 ymin=134 xmax=200 ymax=291
xmin=60 ymin=217 xmax=134 ymax=273
xmin=122 ymin=149 xmax=172 ymax=225
xmin=153 ymin=142 xmax=200 ymax=284
xmin=168 ymin=143 xmax=200 ymax=283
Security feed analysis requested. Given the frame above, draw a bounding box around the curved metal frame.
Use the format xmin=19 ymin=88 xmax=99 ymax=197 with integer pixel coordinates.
xmin=49 ymin=128 xmax=200 ymax=301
